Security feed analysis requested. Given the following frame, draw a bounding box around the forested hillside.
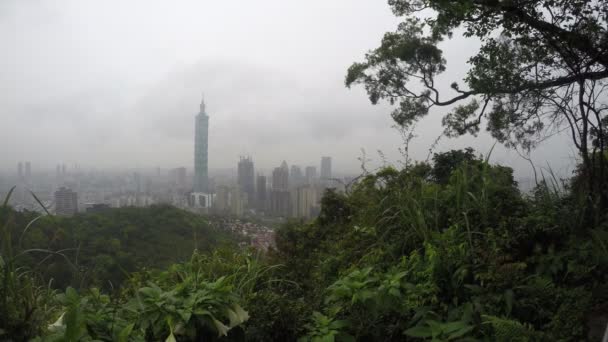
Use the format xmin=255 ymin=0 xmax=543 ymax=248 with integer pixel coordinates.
xmin=2 ymin=205 xmax=236 ymax=290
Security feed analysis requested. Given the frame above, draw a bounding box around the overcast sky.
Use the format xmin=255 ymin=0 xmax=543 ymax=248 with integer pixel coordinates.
xmin=1 ymin=0 xmax=576 ymax=179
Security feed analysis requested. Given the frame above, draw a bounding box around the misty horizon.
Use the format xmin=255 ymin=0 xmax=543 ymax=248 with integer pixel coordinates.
xmin=2 ymin=0 xmax=577 ymax=179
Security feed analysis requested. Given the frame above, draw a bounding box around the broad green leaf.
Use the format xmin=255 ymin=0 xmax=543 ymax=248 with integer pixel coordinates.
xmin=232 ymin=304 xmax=249 ymax=323
xmin=329 ymin=319 xmax=349 ymax=330
xmin=213 ymin=318 xmax=230 ymax=337
xmin=404 ymin=325 xmax=432 ymax=338
xmin=447 ymin=325 xmax=474 ymax=340
xmin=226 ymin=308 xmax=240 ymax=328
xmin=388 ymin=288 xmax=402 ymax=298
xmin=63 ymin=306 xmax=85 ymax=341
xmin=48 ymin=312 xmax=65 ymax=332
xmin=165 ymin=332 xmax=177 ymax=342
xmin=177 ymin=309 xmax=192 ymax=323
xmin=65 ymin=287 xmax=80 ymax=303
xmin=116 ymin=323 xmax=134 ymax=342
xmin=313 ymin=335 xmax=335 ymax=342
xmin=139 ymin=287 xmax=160 ymax=298
xmin=442 ymin=321 xmax=468 ymax=334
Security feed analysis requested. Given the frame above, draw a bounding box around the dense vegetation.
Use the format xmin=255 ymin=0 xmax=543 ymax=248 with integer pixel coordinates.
xmin=0 ymin=204 xmax=239 ymax=340
xmin=274 ymin=154 xmax=608 ymax=341
xmin=2 ymin=151 xmax=607 ymax=340
xmin=2 ymin=205 xmax=235 ymax=291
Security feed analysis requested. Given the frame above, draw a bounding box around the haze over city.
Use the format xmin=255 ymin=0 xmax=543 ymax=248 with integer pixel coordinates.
xmin=2 ymin=1 xmax=608 ymax=340
xmin=1 ymin=0 xmax=575 ymax=179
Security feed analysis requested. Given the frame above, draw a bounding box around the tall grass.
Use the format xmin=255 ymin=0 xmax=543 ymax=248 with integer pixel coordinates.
xmin=176 ymin=248 xmax=293 ymax=298
xmin=0 ymin=187 xmax=60 ymax=340
xmin=354 ymin=154 xmax=520 ymax=268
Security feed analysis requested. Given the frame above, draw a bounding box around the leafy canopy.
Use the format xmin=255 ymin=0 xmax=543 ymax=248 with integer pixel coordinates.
xmin=346 ymin=0 xmax=608 ymax=151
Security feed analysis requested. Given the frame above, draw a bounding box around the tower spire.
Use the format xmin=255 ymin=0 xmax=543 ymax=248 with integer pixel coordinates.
xmin=194 ymin=92 xmax=209 ymax=193
xmin=199 ymin=92 xmax=206 ymax=114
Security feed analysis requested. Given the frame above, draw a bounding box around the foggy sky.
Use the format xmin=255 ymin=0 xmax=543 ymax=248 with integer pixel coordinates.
xmin=1 ymin=0 xmax=576 ymax=178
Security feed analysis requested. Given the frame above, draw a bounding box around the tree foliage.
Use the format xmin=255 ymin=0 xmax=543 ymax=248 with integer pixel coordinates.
xmin=273 ymin=150 xmax=607 ymax=341
xmin=3 ymin=205 xmax=235 ymax=290
xmin=346 ymin=0 xmax=608 ymax=211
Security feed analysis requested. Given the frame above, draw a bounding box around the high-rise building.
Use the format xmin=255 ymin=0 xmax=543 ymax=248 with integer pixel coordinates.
xmin=215 ymin=185 xmax=231 ymax=213
xmin=237 ymin=157 xmax=255 ymax=204
xmin=270 ymin=190 xmax=290 ymax=217
xmin=320 ymin=156 xmax=332 ymax=181
xmin=256 ymin=175 xmax=267 ymax=211
xmin=305 ymin=166 xmax=317 ymax=185
xmin=289 ymin=188 xmax=298 ymax=218
xmin=194 ymin=94 xmax=209 ymax=193
xmin=54 ymin=187 xmax=78 ymax=216
xmin=290 ymin=165 xmax=304 ymax=186
xmin=189 ymin=192 xmax=213 ymax=208
xmin=272 ymin=161 xmax=289 ymax=190
xmin=17 ymin=162 xmax=23 ymax=180
xmin=230 ymin=187 xmax=244 ymax=217
xmin=290 ymin=185 xmax=320 ymax=219
xmin=270 ymin=161 xmax=290 ymax=216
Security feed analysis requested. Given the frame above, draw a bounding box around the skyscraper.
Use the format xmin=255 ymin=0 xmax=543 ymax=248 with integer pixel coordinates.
xmin=215 ymin=185 xmax=230 ymax=213
xmin=230 ymin=187 xmax=244 ymax=217
xmin=272 ymin=161 xmax=289 ymax=190
xmin=270 ymin=161 xmax=290 ymax=217
xmin=17 ymin=162 xmax=23 ymax=180
xmin=237 ymin=156 xmax=255 ymax=204
xmin=305 ymin=166 xmax=317 ymax=185
xmin=290 ymin=185 xmax=320 ymax=219
xmin=256 ymin=175 xmax=267 ymax=211
xmin=321 ymin=156 xmax=332 ymax=180
xmin=54 ymin=187 xmax=78 ymax=216
xmin=194 ymin=94 xmax=209 ymax=193
xmin=290 ymin=165 xmax=304 ymax=186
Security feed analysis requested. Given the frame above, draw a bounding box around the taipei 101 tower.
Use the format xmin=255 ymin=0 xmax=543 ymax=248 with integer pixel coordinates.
xmin=194 ymin=94 xmax=209 ymax=193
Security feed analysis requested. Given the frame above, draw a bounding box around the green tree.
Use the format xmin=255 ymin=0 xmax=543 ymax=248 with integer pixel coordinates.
xmin=431 ymin=147 xmax=477 ymax=184
xmin=14 ymin=205 xmax=236 ymax=290
xmin=346 ymin=0 xmax=608 ymax=212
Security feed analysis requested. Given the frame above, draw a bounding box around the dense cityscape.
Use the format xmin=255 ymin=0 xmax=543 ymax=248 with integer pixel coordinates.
xmin=0 ymin=95 xmax=354 ymax=223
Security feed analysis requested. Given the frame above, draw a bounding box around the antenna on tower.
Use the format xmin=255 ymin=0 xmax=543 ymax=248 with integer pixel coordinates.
xmin=199 ymin=92 xmax=206 ymax=113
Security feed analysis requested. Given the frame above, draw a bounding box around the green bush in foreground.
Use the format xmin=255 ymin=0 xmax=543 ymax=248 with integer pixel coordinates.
xmin=1 ymin=150 xmax=607 ymax=341
xmin=273 ymin=153 xmax=608 ymax=341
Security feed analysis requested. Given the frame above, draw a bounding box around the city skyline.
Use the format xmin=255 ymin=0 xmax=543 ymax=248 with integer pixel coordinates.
xmin=3 ymin=96 xmax=345 ymax=177
xmin=0 ymin=90 xmax=540 ymax=218
xmin=0 ymin=1 xmax=576 ymax=180
xmin=3 ymin=156 xmax=349 ymax=180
